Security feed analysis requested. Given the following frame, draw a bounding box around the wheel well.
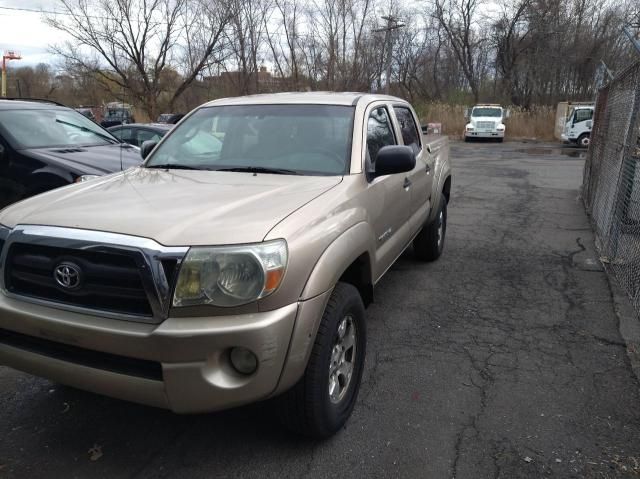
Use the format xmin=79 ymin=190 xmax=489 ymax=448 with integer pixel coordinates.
xmin=338 ymin=253 xmax=373 ymax=308
xmin=442 ymin=176 xmax=452 ymax=204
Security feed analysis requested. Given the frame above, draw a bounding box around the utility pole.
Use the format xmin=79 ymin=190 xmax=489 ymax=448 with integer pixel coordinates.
xmin=2 ymin=51 xmax=22 ymax=97
xmin=374 ymin=15 xmax=405 ymax=94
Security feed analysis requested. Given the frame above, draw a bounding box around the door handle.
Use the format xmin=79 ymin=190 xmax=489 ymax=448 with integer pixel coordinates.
xmin=403 ymin=177 xmax=412 ymax=189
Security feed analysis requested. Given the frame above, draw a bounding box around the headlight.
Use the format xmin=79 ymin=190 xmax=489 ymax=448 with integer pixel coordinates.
xmin=173 ymin=239 xmax=288 ymax=307
xmin=75 ymin=175 xmax=100 ymax=183
xmin=466 ymin=125 xmax=474 ymax=131
xmin=497 ymin=124 xmax=505 ymax=131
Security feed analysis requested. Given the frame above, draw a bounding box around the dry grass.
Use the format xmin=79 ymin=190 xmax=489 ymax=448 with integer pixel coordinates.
xmin=414 ymin=103 xmax=556 ymax=141
xmin=132 ymin=100 xmax=556 ymax=141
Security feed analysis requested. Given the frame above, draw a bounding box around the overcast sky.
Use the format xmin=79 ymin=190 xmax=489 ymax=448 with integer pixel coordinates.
xmin=0 ymin=0 xmax=432 ymax=70
xmin=0 ymin=0 xmax=70 ymax=68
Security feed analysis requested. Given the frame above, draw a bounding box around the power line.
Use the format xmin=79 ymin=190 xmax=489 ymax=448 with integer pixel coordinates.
xmin=0 ymin=5 xmax=67 ymax=15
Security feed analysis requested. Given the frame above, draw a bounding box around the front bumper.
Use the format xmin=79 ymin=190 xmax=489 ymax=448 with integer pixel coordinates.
xmin=465 ymin=130 xmax=505 ymax=138
xmin=0 ymin=291 xmax=330 ymax=413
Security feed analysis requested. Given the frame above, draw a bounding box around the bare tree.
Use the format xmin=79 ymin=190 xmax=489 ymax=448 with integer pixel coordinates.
xmin=432 ymin=0 xmax=486 ymax=103
xmin=40 ymin=0 xmax=639 ymax=113
xmin=47 ymin=0 xmax=230 ymax=118
xmin=225 ymin=0 xmax=271 ymax=94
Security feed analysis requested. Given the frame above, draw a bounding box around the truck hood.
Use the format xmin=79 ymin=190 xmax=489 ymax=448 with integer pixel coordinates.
xmin=23 ymin=144 xmax=142 ymax=176
xmin=0 ymin=167 xmax=342 ymax=246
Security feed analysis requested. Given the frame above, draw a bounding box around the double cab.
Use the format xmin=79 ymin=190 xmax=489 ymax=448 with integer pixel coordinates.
xmin=0 ymin=93 xmax=452 ymax=438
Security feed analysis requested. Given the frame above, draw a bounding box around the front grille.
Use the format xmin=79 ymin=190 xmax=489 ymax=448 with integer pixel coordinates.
xmin=5 ymin=243 xmax=153 ymax=317
xmin=0 ymin=328 xmax=163 ymax=380
xmin=476 ymin=121 xmax=496 ymax=129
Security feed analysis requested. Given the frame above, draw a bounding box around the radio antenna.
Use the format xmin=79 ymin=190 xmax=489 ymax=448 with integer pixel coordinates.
xmin=119 ymin=82 xmax=124 ymax=173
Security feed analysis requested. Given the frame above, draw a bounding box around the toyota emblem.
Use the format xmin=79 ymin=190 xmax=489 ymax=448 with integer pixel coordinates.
xmin=53 ymin=262 xmax=82 ymax=290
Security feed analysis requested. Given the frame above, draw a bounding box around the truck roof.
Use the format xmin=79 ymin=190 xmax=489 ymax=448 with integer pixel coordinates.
xmin=203 ymin=92 xmax=406 ymax=107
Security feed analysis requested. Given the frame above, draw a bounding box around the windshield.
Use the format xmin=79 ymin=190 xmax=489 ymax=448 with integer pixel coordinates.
xmin=472 ymin=107 xmax=502 ymax=118
xmin=0 ymin=108 xmax=118 ymax=149
xmin=146 ymin=104 xmax=355 ymax=176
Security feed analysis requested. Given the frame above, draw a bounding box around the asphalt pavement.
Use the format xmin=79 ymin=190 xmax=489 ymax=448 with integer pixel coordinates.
xmin=1 ymin=141 xmax=639 ymax=478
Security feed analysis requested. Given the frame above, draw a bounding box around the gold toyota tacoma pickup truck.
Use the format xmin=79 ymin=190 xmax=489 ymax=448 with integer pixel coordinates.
xmin=0 ymin=93 xmax=452 ymax=438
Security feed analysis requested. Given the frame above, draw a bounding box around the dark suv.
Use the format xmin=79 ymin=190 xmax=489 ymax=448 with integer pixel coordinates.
xmin=0 ymin=99 xmax=142 ymax=209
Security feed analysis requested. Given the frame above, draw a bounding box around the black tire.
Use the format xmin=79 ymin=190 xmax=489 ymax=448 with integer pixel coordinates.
xmin=496 ymin=137 xmax=504 ymax=143
xmin=414 ymin=193 xmax=447 ymax=261
xmin=577 ymin=133 xmax=590 ymax=148
xmin=464 ymin=136 xmax=470 ymax=142
xmin=277 ymin=282 xmax=366 ymax=438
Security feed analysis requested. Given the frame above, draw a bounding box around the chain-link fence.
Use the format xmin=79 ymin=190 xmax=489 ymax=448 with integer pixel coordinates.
xmin=583 ymin=60 xmax=640 ymax=311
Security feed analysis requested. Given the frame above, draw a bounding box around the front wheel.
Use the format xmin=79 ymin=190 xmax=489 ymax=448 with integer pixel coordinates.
xmin=577 ymin=133 xmax=590 ymax=148
xmin=277 ymin=282 xmax=366 ymax=438
xmin=414 ymin=193 xmax=447 ymax=261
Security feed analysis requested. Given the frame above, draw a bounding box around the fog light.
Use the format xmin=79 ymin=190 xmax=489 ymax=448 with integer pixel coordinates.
xmin=229 ymin=347 xmax=258 ymax=375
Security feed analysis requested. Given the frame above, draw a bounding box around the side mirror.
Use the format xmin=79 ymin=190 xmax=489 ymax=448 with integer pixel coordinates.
xmin=464 ymin=108 xmax=470 ymax=119
xmin=505 ymin=109 xmax=511 ymax=119
xmin=140 ymin=140 xmax=158 ymax=160
xmin=374 ymin=145 xmax=416 ymax=178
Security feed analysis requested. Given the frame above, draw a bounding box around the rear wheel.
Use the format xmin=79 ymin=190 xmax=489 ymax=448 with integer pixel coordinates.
xmin=414 ymin=193 xmax=447 ymax=261
xmin=277 ymin=282 xmax=366 ymax=438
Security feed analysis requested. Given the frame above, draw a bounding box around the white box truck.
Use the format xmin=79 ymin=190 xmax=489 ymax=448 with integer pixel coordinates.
xmin=555 ymin=101 xmax=594 ymax=147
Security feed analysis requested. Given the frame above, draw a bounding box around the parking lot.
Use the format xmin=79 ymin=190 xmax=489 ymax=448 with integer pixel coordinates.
xmin=1 ymin=140 xmax=639 ymax=478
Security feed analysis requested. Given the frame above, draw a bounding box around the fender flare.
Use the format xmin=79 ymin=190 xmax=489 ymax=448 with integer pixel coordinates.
xmin=300 ymin=221 xmax=375 ymax=300
xmin=274 ymin=222 xmax=375 ymax=395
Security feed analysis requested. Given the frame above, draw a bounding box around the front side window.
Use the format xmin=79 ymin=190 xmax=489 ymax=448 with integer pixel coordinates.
xmin=137 ymin=129 xmax=162 ymax=145
xmin=111 ymin=127 xmax=133 ymax=143
xmin=574 ymin=109 xmax=593 ymax=123
xmin=394 ymin=107 xmax=421 ymax=154
xmin=366 ymin=107 xmax=396 ymax=163
xmin=146 ymin=105 xmax=355 ymax=176
xmin=0 ymin=108 xmax=117 ymax=149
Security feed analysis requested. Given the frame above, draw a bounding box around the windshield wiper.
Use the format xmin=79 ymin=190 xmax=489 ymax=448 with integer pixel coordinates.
xmin=55 ymin=119 xmax=118 ymax=144
xmin=215 ymin=166 xmax=301 ymax=175
xmin=146 ymin=164 xmax=206 ymax=170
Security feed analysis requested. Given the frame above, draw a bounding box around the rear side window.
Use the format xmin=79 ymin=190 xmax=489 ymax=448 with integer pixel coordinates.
xmin=394 ymin=107 xmax=421 ymax=154
xmin=366 ymin=107 xmax=396 ymax=162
